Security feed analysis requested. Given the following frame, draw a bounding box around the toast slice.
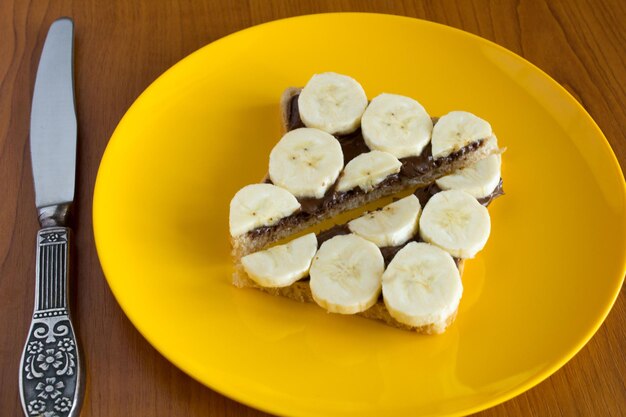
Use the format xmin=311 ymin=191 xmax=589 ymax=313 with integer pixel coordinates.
xmin=231 ymin=87 xmax=501 ymax=259
xmin=233 ymin=179 xmax=503 ymax=334
xmin=233 ymin=263 xmax=462 ymax=334
xmin=229 ymin=72 xmax=505 ymax=334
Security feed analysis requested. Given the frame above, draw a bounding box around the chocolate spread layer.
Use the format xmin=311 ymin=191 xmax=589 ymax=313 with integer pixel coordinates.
xmin=315 ymin=222 xmax=409 ymax=264
xmin=414 ymin=178 xmax=504 ymax=207
xmin=250 ymin=95 xmax=490 ymax=239
xmin=315 ymin=180 xmax=504 ymax=266
xmin=283 ymin=181 xmax=503 ymax=287
xmin=281 ymin=94 xmax=484 ymax=214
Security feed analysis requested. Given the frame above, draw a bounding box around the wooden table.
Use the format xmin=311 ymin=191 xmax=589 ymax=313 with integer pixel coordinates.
xmin=1 ymin=1 xmax=624 ymax=415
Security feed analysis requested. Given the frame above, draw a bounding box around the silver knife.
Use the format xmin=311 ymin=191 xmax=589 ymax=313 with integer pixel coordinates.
xmin=19 ymin=18 xmax=84 ymax=417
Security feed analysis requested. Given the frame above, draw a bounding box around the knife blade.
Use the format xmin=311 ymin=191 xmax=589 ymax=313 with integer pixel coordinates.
xmin=31 ymin=18 xmax=76 ymax=213
xmin=19 ymin=18 xmax=84 ymax=417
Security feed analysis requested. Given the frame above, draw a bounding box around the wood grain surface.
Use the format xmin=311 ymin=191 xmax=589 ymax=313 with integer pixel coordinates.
xmin=1 ymin=1 xmax=624 ymax=416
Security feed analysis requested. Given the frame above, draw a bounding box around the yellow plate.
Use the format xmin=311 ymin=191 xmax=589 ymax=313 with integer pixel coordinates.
xmin=93 ymin=13 xmax=626 ymax=417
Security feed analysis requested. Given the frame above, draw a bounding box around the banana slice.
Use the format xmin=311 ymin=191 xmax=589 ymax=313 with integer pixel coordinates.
xmin=298 ymin=72 xmax=368 ymax=135
xmin=419 ymin=190 xmax=491 ymax=259
xmin=382 ymin=242 xmax=462 ymax=332
xmin=348 ymin=195 xmax=421 ymax=247
xmin=241 ymin=233 xmax=318 ymax=288
xmin=309 ymin=234 xmax=384 ymax=314
xmin=483 ymin=133 xmax=499 ymax=151
xmin=431 ymin=111 xmax=492 ymax=159
xmin=269 ymin=128 xmax=344 ymax=198
xmin=435 ymin=154 xmax=502 ymax=198
xmin=229 ymin=183 xmax=300 ymax=237
xmin=361 ymin=93 xmax=433 ymax=158
xmin=336 ymin=150 xmax=401 ymax=192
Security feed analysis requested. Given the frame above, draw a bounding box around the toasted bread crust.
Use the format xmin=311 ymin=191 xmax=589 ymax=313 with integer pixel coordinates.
xmin=233 ymin=260 xmax=464 ymax=334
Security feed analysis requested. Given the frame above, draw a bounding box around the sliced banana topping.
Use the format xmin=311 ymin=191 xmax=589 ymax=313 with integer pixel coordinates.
xmin=335 ymin=150 xmax=401 ymax=192
xmin=435 ymin=154 xmax=502 ymax=198
xmin=242 ymin=233 xmax=318 ymax=288
xmin=229 ymin=183 xmax=301 ymax=237
xmin=269 ymin=128 xmax=344 ymax=199
xmin=419 ymin=190 xmax=491 ymax=259
xmin=361 ymin=93 xmax=433 ymax=158
xmin=483 ymin=134 xmax=499 ymax=151
xmin=298 ymin=72 xmax=368 ymax=135
xmin=382 ymin=242 xmax=462 ymax=332
xmin=431 ymin=111 xmax=492 ymax=159
xmin=309 ymin=234 xmax=384 ymax=314
xmin=348 ymin=195 xmax=421 ymax=247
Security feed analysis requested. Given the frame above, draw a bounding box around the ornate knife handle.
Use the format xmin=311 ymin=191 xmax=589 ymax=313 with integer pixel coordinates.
xmin=19 ymin=227 xmax=83 ymax=417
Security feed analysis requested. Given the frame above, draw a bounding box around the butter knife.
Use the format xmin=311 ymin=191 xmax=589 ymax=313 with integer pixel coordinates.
xmin=19 ymin=18 xmax=84 ymax=417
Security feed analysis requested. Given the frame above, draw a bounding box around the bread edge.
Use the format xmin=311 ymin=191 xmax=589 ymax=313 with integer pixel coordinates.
xmin=233 ymin=260 xmax=465 ymax=334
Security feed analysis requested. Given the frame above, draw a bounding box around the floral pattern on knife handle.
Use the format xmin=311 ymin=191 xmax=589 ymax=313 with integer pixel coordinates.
xmin=20 ymin=228 xmax=83 ymax=417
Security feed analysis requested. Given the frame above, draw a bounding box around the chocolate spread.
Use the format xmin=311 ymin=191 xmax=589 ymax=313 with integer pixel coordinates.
xmin=281 ymin=94 xmax=484 ymax=215
xmin=250 ymin=95 xmax=491 ymax=239
xmin=414 ymin=178 xmax=504 ymax=207
xmin=314 ymin=180 xmax=504 ymax=266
